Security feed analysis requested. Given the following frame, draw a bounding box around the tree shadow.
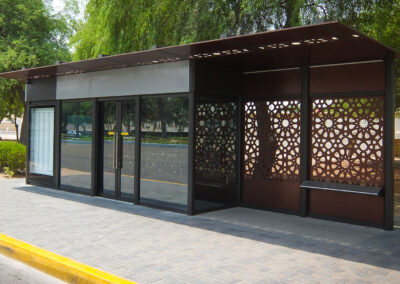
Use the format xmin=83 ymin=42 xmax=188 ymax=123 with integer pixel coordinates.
xmin=14 ymin=184 xmax=400 ymax=272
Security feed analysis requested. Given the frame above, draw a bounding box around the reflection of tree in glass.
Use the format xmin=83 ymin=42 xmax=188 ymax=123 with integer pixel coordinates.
xmin=61 ymin=102 xmax=93 ymax=138
xmin=61 ymin=102 xmax=77 ymax=136
xmin=79 ymin=102 xmax=93 ymax=135
xmin=122 ymin=101 xmax=135 ymax=134
xmin=103 ymin=102 xmax=116 ymax=134
xmin=141 ymin=97 xmax=188 ymax=138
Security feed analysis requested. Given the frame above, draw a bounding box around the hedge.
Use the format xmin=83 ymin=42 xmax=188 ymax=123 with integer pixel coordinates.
xmin=0 ymin=142 xmax=26 ymax=174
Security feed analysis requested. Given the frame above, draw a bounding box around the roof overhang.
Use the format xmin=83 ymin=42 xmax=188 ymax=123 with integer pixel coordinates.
xmin=0 ymin=22 xmax=397 ymax=81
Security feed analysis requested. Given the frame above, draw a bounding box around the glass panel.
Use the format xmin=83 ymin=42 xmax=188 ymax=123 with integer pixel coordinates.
xmin=193 ymin=101 xmax=237 ymax=212
xmin=60 ymin=102 xmax=93 ymax=192
xmin=102 ymin=102 xmax=117 ymax=197
xmin=30 ymin=107 xmax=54 ymax=176
xmin=140 ymin=97 xmax=189 ymax=210
xmin=120 ymin=100 xmax=135 ymax=201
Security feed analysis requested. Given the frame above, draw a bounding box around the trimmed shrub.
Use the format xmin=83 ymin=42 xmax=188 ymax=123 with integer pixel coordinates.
xmin=0 ymin=142 xmax=26 ymax=174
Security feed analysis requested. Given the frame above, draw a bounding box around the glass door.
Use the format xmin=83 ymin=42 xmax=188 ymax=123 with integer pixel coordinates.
xmin=101 ymin=100 xmax=135 ymax=201
xmin=120 ymin=101 xmax=136 ymax=200
xmin=102 ymin=101 xmax=118 ymax=198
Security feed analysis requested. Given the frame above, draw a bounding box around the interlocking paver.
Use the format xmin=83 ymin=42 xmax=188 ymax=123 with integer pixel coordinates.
xmin=1 ymin=178 xmax=400 ymax=283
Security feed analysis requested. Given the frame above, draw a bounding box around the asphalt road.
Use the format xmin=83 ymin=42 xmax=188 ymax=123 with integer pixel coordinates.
xmin=0 ymin=253 xmax=64 ymax=284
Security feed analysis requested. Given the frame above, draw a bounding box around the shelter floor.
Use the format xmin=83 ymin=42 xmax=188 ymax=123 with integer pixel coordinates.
xmin=1 ymin=178 xmax=400 ymax=284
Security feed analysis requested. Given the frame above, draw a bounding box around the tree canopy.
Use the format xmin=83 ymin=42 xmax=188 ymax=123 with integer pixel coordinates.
xmin=71 ymin=0 xmax=399 ymax=57
xmin=71 ymin=0 xmax=399 ymax=107
xmin=0 ymin=0 xmax=76 ymax=142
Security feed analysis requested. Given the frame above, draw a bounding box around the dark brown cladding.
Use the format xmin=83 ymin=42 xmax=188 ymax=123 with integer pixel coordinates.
xmin=310 ymin=62 xmax=385 ymax=94
xmin=0 ymin=22 xmax=396 ymax=81
xmin=244 ymin=69 xmax=301 ymax=97
xmin=309 ymin=189 xmax=384 ymax=225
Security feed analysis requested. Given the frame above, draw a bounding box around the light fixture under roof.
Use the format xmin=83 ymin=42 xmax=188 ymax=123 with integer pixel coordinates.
xmin=352 ymin=34 xmax=360 ymax=38
xmin=291 ymin=41 xmax=301 ymax=46
xmin=331 ymin=36 xmax=339 ymax=40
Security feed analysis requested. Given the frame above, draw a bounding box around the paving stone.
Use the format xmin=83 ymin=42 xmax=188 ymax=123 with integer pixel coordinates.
xmin=0 ymin=178 xmax=400 ymax=284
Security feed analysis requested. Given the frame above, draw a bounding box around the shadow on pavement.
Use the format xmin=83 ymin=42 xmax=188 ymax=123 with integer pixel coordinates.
xmin=15 ymin=184 xmax=400 ymax=272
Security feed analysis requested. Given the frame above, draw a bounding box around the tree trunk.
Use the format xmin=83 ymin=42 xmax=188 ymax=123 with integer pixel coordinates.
xmin=284 ymin=0 xmax=302 ymax=28
xmin=157 ymin=98 xmax=167 ymax=138
xmin=254 ymin=101 xmax=276 ymax=178
xmin=17 ymin=85 xmax=28 ymax=145
xmin=14 ymin=115 xmax=19 ymax=142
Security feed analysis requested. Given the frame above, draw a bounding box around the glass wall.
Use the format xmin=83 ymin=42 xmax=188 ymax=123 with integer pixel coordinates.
xmin=30 ymin=107 xmax=54 ymax=176
xmin=60 ymin=102 xmax=93 ymax=192
xmin=140 ymin=96 xmax=189 ymax=210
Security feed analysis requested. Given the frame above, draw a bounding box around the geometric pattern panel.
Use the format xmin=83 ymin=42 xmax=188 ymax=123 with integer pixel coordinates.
xmin=244 ymin=100 xmax=301 ymax=183
xmin=194 ymin=102 xmax=237 ymax=179
xmin=311 ymin=96 xmax=384 ymax=187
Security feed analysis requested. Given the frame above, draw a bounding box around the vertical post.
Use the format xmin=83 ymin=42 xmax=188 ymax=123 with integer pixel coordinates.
xmin=188 ymin=92 xmax=195 ymax=215
xmin=134 ymin=96 xmax=141 ymax=204
xmin=26 ymin=102 xmax=31 ymax=184
xmin=54 ymin=101 xmax=61 ymax=189
xmin=236 ymin=96 xmax=242 ymax=205
xmin=91 ymin=99 xmax=99 ymax=196
xmin=300 ymin=65 xmax=310 ymax=217
xmin=187 ymin=59 xmax=195 ymax=215
xmin=384 ymin=56 xmax=395 ymax=230
xmin=115 ymin=102 xmax=122 ymax=199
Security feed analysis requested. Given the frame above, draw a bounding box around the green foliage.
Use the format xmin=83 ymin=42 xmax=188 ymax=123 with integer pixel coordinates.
xmin=3 ymin=167 xmax=14 ymax=178
xmin=71 ymin=0 xmax=400 ymax=107
xmin=0 ymin=142 xmax=26 ymax=174
xmin=0 ymin=0 xmax=77 ymax=143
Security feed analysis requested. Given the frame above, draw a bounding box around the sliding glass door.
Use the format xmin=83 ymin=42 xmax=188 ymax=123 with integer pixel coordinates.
xmin=100 ymin=100 xmax=136 ymax=201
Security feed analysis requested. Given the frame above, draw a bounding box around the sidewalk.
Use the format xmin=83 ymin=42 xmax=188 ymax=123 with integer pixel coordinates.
xmin=1 ymin=177 xmax=400 ymax=284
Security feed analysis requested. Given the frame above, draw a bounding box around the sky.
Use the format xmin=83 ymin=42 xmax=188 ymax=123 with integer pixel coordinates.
xmin=52 ymin=0 xmax=86 ymax=20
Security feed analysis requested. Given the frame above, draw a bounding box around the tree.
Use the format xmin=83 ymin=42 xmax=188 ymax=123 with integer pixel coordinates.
xmin=0 ymin=0 xmax=77 ymax=144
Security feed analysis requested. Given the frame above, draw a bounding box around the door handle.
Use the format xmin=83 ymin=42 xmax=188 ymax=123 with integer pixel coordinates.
xmin=113 ymin=132 xmax=118 ymax=170
xmin=119 ymin=134 xmax=123 ymax=169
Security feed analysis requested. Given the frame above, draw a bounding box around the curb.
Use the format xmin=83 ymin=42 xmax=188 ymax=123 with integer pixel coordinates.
xmin=0 ymin=233 xmax=136 ymax=284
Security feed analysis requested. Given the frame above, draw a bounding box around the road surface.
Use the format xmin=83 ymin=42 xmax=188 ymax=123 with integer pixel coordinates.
xmin=0 ymin=253 xmax=64 ymax=284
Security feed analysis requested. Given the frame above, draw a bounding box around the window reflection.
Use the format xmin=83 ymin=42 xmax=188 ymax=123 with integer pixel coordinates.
xmin=140 ymin=97 xmax=189 ymax=210
xmin=60 ymin=102 xmax=93 ymax=192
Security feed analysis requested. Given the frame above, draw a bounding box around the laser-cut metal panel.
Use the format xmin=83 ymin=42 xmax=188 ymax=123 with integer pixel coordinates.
xmin=244 ymin=100 xmax=301 ymax=182
xmin=194 ymin=102 xmax=237 ymax=180
xmin=193 ymin=101 xmax=238 ymax=211
xmin=311 ymin=96 xmax=384 ymax=187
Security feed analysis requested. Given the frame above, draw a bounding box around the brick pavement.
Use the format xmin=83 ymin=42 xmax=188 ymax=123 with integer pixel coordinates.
xmin=1 ymin=178 xmax=400 ymax=284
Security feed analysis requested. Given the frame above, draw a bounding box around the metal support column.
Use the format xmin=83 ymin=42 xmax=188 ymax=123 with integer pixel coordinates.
xmin=54 ymin=100 xmax=61 ymax=189
xmin=187 ymin=59 xmax=196 ymax=215
xmin=236 ymin=96 xmax=243 ymax=205
xmin=91 ymin=99 xmax=99 ymax=196
xmin=300 ymin=65 xmax=310 ymax=217
xmin=134 ymin=96 xmax=141 ymax=204
xmin=384 ymin=56 xmax=395 ymax=230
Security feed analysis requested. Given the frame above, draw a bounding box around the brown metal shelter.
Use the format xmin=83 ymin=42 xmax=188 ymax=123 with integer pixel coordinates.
xmin=0 ymin=22 xmax=397 ymax=229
